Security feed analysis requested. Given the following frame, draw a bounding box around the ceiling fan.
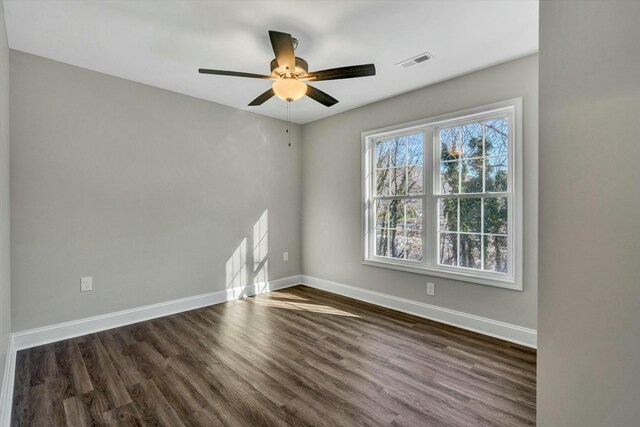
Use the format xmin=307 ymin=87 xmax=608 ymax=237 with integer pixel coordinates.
xmin=198 ymin=30 xmax=376 ymax=107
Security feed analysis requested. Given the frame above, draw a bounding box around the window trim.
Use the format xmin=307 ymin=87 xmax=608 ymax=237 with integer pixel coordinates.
xmin=361 ymin=98 xmax=523 ymax=291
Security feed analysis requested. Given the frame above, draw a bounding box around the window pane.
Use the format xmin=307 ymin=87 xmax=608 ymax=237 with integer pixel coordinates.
xmin=389 ymin=167 xmax=407 ymax=195
xmin=461 ymin=158 xmax=483 ymax=193
xmin=406 ymin=231 xmax=422 ymax=261
xmin=461 ymin=123 xmax=483 ymax=158
xmin=440 ymin=126 xmax=460 ymax=162
xmin=439 ymin=233 xmax=457 ymax=266
xmin=376 ymin=227 xmax=407 ymax=259
xmin=439 ymin=199 xmax=458 ymax=232
xmin=459 ymin=234 xmax=482 ymax=269
xmin=375 ymin=228 xmax=389 ymax=257
xmin=376 ymin=199 xmax=404 ymax=229
xmin=460 ymin=198 xmax=481 ymax=233
xmin=405 ymin=199 xmax=423 ymax=231
xmin=407 ymin=166 xmax=423 ymax=195
xmin=389 ymin=137 xmax=406 ymax=167
xmin=389 ymin=199 xmax=404 ymax=229
xmin=376 ymin=140 xmax=390 ymax=168
xmin=484 ymin=235 xmax=508 ymax=273
xmin=376 ymin=168 xmax=389 ymax=196
xmin=440 ymin=161 xmax=459 ymax=194
xmin=484 ymin=197 xmax=508 ymax=234
xmin=390 ymin=231 xmax=407 ymax=259
xmin=407 ymin=133 xmax=423 ymax=165
xmin=485 ymin=117 xmax=508 ymax=157
xmin=375 ymin=200 xmax=389 ymax=227
xmin=486 ymin=155 xmax=508 ymax=192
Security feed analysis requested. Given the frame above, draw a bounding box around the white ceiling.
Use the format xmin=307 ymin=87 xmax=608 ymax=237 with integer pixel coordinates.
xmin=3 ymin=0 xmax=538 ymax=124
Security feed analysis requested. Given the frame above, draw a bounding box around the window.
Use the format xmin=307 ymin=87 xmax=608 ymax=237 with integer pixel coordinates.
xmin=362 ymin=99 xmax=523 ymax=290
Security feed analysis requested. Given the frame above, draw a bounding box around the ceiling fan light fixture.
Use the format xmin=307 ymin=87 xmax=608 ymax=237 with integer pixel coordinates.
xmin=198 ymin=30 xmax=375 ymax=107
xmin=272 ymin=78 xmax=307 ymax=102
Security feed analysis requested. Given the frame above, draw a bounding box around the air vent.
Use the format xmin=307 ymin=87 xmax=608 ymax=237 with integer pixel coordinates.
xmin=396 ymin=52 xmax=433 ymax=69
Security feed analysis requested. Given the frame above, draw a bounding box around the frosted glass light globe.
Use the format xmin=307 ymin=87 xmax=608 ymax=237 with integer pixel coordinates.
xmin=272 ymin=78 xmax=307 ymax=101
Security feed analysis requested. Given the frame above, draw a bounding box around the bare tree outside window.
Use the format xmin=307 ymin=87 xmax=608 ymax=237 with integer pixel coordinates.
xmin=438 ymin=118 xmax=509 ymax=273
xmin=374 ymin=133 xmax=423 ymax=261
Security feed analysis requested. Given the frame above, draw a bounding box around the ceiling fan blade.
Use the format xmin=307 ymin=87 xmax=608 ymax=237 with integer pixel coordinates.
xmin=268 ymin=30 xmax=296 ymax=74
xmin=198 ymin=69 xmax=271 ymax=79
xmin=248 ymin=88 xmax=275 ymax=106
xmin=306 ymin=85 xmax=338 ymax=107
xmin=306 ymin=64 xmax=376 ymax=81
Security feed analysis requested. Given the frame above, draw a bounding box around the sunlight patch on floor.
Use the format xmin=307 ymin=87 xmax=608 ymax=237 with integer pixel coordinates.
xmin=250 ymin=297 xmax=359 ymax=317
xmin=267 ymin=292 xmax=308 ymax=301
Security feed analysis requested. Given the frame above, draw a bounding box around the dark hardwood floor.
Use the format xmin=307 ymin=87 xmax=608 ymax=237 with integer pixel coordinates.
xmin=11 ymin=285 xmax=536 ymax=426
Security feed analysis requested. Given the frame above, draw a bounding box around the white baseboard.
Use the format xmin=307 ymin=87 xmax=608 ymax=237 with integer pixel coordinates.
xmin=9 ymin=273 xmax=536 ymax=352
xmin=0 ymin=336 xmax=16 ymax=427
xmin=300 ymin=275 xmax=537 ymax=348
xmin=11 ymin=275 xmax=302 ymax=351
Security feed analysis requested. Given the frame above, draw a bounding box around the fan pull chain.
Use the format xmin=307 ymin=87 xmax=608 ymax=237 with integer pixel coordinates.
xmin=286 ymin=100 xmax=291 ymax=147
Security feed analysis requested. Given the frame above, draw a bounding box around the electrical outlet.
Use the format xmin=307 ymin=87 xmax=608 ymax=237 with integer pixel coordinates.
xmin=427 ymin=282 xmax=435 ymax=296
xmin=80 ymin=276 xmax=93 ymax=292
xmin=283 ymin=252 xmax=289 ymax=261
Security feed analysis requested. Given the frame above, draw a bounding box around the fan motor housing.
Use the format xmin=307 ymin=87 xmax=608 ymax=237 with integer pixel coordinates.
xmin=270 ymin=57 xmax=308 ymax=79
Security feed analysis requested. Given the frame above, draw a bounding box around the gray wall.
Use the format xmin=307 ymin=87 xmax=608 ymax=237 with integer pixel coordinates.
xmin=10 ymin=50 xmax=302 ymax=332
xmin=538 ymin=1 xmax=640 ymax=425
xmin=0 ymin=0 xmax=11 ymax=380
xmin=301 ymin=54 xmax=538 ymax=329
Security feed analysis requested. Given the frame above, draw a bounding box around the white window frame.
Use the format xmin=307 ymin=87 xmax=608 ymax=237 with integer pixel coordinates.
xmin=361 ymin=98 xmax=523 ymax=291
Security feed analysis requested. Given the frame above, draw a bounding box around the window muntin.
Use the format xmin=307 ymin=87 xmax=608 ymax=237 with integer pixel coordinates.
xmin=362 ymin=100 xmax=522 ymax=290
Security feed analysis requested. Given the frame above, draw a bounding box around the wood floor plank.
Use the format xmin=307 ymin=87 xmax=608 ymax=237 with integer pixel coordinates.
xmin=28 ymin=345 xmax=59 ymax=387
xmin=128 ymin=342 xmax=206 ymax=424
xmin=63 ymin=396 xmax=92 ymax=427
xmin=127 ymin=379 xmax=185 ymax=427
xmin=11 ymin=349 xmax=33 ymax=423
xmin=102 ymin=402 xmax=144 ymax=426
xmin=98 ymin=329 xmax=149 ymax=389
xmin=11 ymin=285 xmax=536 ymax=426
xmin=77 ymin=336 xmax=132 ymax=410
xmin=15 ymin=378 xmax=67 ymax=426
xmin=54 ymin=341 xmax=93 ymax=396
xmin=80 ymin=389 xmax=112 ymax=425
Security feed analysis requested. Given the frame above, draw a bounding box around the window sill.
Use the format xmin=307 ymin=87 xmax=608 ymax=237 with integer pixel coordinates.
xmin=362 ymin=259 xmax=522 ymax=291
